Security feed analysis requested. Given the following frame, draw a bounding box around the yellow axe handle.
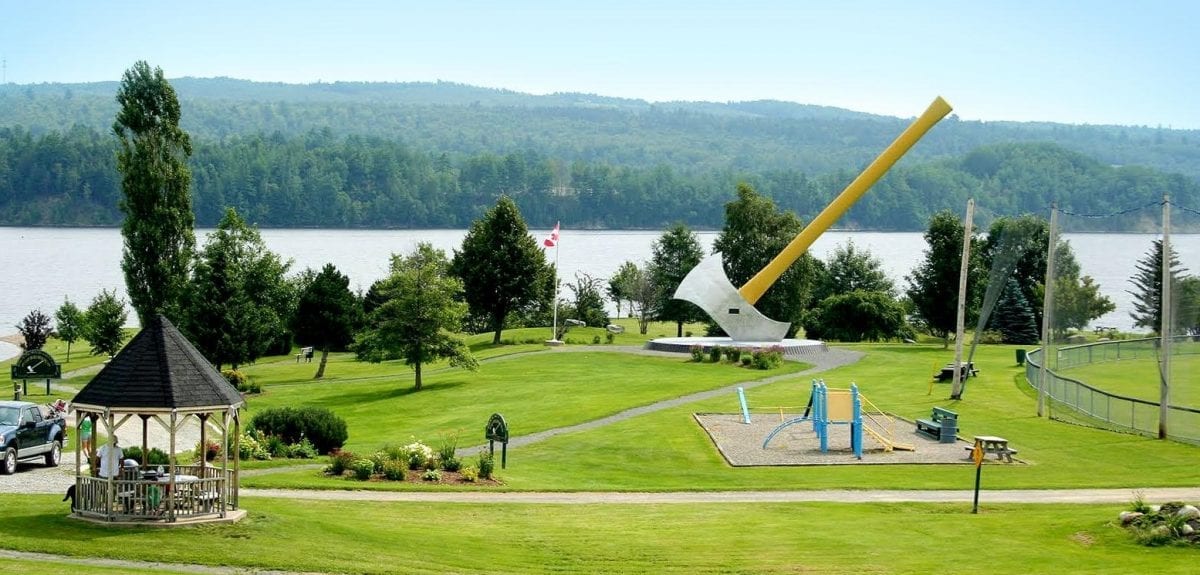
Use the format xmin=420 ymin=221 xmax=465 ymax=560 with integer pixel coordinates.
xmin=739 ymin=96 xmax=953 ymax=305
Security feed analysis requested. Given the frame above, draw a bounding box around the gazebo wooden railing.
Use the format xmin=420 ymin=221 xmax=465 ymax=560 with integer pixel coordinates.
xmin=73 ymin=464 xmax=237 ymax=523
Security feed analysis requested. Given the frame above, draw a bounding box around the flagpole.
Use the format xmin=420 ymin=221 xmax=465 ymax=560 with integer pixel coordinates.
xmin=551 ymin=237 xmax=560 ymax=342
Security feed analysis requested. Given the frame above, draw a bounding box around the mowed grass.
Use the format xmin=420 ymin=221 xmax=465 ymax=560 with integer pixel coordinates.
xmin=241 ymin=347 xmax=808 ymax=454
xmin=1059 ymin=349 xmax=1200 ymax=408
xmin=0 ymin=495 xmax=1191 ymax=575
xmin=243 ymin=343 xmax=1200 ymax=491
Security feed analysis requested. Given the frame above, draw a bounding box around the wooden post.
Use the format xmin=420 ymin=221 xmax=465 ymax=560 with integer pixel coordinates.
xmin=951 ymin=199 xmax=974 ymax=400
xmin=1038 ymin=205 xmax=1059 ymax=417
xmin=1159 ymin=195 xmax=1171 ymax=440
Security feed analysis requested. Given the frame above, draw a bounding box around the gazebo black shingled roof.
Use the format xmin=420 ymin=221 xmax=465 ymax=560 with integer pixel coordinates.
xmin=73 ymin=315 xmax=244 ymax=410
xmin=70 ymin=315 xmax=246 ymax=524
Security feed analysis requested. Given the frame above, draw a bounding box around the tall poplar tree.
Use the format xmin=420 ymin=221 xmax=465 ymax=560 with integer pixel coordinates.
xmin=450 ymin=196 xmax=548 ymax=344
xmin=114 ymin=61 xmax=195 ymax=325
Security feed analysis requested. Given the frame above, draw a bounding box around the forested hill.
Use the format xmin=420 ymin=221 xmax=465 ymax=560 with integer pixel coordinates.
xmin=1 ymin=79 xmax=1199 ymax=230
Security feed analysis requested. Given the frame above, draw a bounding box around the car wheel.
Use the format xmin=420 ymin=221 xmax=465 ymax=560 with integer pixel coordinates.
xmin=45 ymin=440 xmax=61 ymax=467
xmin=1 ymin=447 xmax=15 ymax=475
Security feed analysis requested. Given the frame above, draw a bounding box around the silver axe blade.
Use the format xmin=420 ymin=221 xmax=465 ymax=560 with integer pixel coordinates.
xmin=672 ymin=255 xmax=790 ymax=342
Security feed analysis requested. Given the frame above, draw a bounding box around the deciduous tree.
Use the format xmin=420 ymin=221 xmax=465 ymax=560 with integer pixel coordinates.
xmin=607 ymin=261 xmax=640 ymax=319
xmin=292 ymin=264 xmax=359 ymax=379
xmin=15 ymin=310 xmax=53 ymax=351
xmin=711 ymin=184 xmax=818 ymax=336
xmin=906 ymin=210 xmax=981 ymax=347
xmin=450 ymin=196 xmax=548 ymax=344
xmin=83 ymin=290 xmax=128 ymax=357
xmin=650 ymin=223 xmax=705 ymax=337
xmin=114 ymin=61 xmax=195 ymax=325
xmin=356 ymin=243 xmax=476 ymax=390
xmin=54 ymin=299 xmax=85 ymax=362
xmin=183 ymin=208 xmax=293 ymax=369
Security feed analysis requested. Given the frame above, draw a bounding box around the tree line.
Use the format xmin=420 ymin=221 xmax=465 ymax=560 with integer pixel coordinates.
xmin=2 ymin=124 xmax=1198 ymax=231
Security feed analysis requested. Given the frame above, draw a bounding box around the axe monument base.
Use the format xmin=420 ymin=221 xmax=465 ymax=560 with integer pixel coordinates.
xmin=644 ymin=336 xmax=827 ymax=358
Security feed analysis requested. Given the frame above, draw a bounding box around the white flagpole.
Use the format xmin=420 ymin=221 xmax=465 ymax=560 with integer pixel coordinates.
xmin=551 ymin=224 xmax=560 ymax=341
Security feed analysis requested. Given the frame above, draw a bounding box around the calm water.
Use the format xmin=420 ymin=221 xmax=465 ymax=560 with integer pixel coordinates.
xmin=2 ymin=227 xmax=1197 ymax=360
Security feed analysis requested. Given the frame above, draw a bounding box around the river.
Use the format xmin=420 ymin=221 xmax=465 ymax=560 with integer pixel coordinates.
xmin=2 ymin=227 xmax=1197 ymax=360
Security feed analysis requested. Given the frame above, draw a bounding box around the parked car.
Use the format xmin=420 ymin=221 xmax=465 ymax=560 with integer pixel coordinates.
xmin=0 ymin=400 xmax=68 ymax=474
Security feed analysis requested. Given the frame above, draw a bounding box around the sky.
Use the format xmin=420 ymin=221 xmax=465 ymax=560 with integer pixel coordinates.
xmin=2 ymin=1 xmax=1198 ymax=128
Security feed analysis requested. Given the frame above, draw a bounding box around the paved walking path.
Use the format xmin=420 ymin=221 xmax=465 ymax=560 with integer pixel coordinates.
xmin=459 ymin=346 xmax=863 ymax=455
xmin=239 ymin=486 xmax=1200 ymax=504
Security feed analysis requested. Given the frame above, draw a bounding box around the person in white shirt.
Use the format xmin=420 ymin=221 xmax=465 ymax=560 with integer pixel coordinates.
xmin=96 ymin=436 xmax=123 ymax=479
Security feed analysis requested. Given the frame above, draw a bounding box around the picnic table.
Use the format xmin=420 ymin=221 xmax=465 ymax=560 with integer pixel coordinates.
xmin=936 ymin=362 xmax=977 ymax=382
xmin=967 ymin=435 xmax=1017 ymax=463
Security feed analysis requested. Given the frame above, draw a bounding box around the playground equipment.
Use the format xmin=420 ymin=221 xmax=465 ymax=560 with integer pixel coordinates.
xmin=760 ymin=380 xmax=913 ymax=458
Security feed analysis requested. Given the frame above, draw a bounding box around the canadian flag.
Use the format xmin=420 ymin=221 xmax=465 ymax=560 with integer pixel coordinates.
xmin=543 ymin=222 xmax=560 ymax=248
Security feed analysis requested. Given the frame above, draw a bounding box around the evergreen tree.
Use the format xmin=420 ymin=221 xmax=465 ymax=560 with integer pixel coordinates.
xmin=650 ymin=223 xmax=705 ymax=337
xmin=1127 ymin=239 xmax=1186 ymax=334
xmin=712 ymin=183 xmax=819 ymax=336
xmin=15 ymin=310 xmax=53 ymax=351
xmin=83 ymin=289 xmax=128 ymax=357
xmin=450 ymin=196 xmax=548 ymax=344
xmin=183 ymin=208 xmax=293 ymax=369
xmin=292 ymin=264 xmax=360 ymax=379
xmin=54 ymin=298 xmax=85 ymax=362
xmin=356 ymin=243 xmax=477 ymax=391
xmin=991 ymin=278 xmax=1040 ymax=344
xmin=114 ymin=61 xmax=195 ymax=325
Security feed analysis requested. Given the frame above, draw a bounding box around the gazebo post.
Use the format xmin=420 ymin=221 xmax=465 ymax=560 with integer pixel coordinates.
xmin=140 ymin=415 xmax=150 ymax=466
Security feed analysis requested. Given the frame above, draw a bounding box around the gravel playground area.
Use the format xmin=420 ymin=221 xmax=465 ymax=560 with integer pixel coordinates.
xmin=695 ymin=413 xmax=1019 ymax=466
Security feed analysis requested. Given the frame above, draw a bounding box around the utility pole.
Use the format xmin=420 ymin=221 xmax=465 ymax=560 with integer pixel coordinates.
xmin=950 ymin=198 xmax=974 ymax=400
xmin=1037 ymin=204 xmax=1058 ymax=417
xmin=1159 ymin=195 xmax=1171 ymax=439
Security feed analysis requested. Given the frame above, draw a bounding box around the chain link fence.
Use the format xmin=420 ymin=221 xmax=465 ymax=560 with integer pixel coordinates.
xmin=1026 ymin=337 xmax=1200 ymax=445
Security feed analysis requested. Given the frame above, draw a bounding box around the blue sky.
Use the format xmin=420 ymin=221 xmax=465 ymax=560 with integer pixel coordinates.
xmin=3 ymin=1 xmax=1197 ymax=128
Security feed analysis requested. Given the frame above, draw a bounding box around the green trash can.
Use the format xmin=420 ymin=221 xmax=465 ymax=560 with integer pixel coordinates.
xmin=1015 ymin=349 xmax=1026 ymax=366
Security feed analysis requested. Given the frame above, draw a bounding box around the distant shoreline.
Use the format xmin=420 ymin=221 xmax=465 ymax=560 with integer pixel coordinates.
xmin=0 ymin=334 xmax=20 ymax=362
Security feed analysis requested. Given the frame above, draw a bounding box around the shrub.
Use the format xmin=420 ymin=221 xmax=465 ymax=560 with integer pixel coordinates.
xmin=708 ymin=345 xmax=723 ymax=363
xmin=222 ymin=369 xmax=246 ymax=388
xmin=123 ymin=446 xmax=170 ymax=466
xmin=370 ymin=450 xmax=389 ymax=474
xmin=230 ymin=430 xmax=271 ymax=461
xmin=605 ymin=332 xmax=614 ymax=344
xmin=437 ymin=435 xmax=460 ymax=471
xmin=265 ymin=435 xmax=289 ymax=458
xmin=460 ymin=465 xmax=479 ymax=482
xmin=400 ymin=441 xmax=435 ymax=470
xmin=194 ymin=439 xmax=221 ymax=462
xmin=976 ymin=330 xmax=1005 ymax=344
xmin=288 ymin=438 xmax=319 ymax=459
xmin=752 ymin=347 xmax=785 ymax=370
xmin=328 ymin=450 xmax=356 ymax=476
xmin=741 ymin=356 xmax=752 ymax=367
xmin=381 ymin=460 xmax=406 ymax=481
xmin=351 ymin=458 xmax=375 ymax=481
xmin=592 ymin=335 xmax=601 ymax=344
xmin=422 ymin=469 xmax=442 ymax=482
xmin=689 ymin=345 xmax=705 ymax=362
xmin=248 ymin=406 xmax=348 ymax=454
xmin=477 ymin=452 xmax=495 ymax=479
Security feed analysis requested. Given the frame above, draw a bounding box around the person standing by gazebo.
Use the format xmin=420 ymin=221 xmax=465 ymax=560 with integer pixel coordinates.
xmin=96 ymin=436 xmax=123 ymax=479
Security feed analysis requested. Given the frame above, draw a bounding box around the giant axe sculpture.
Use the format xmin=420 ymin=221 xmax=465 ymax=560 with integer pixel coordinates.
xmin=674 ymin=96 xmax=953 ymax=341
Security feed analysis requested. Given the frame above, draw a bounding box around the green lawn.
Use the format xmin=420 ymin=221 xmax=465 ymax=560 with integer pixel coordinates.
xmin=1059 ymin=350 xmax=1200 ymax=408
xmin=0 ymin=495 xmax=1189 ymax=575
xmin=242 ymin=343 xmax=1200 ymax=491
xmin=241 ymin=347 xmax=808 ymax=454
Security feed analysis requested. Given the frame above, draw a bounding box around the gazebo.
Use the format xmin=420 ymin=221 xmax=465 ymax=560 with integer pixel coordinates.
xmin=70 ymin=315 xmax=246 ymax=524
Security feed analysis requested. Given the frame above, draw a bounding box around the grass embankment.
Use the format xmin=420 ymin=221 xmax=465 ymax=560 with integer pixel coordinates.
xmin=0 ymin=495 xmax=1191 ymax=575
xmin=241 ymin=342 xmax=1200 ymax=491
